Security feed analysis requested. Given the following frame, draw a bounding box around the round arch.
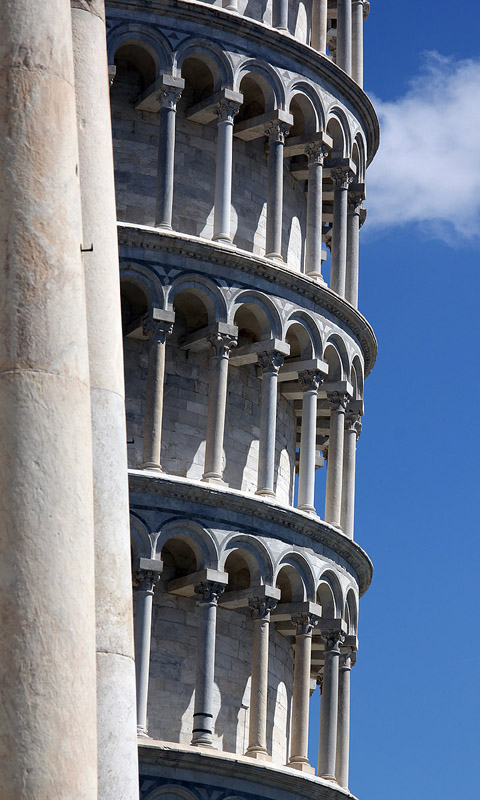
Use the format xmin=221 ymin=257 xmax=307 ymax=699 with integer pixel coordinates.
xmin=107 ymin=24 xmax=172 ymax=76
xmin=175 ymin=39 xmax=234 ymax=89
xmin=275 ymin=552 xmax=316 ymax=601
xmin=317 ymin=569 xmax=343 ymax=618
xmin=167 ymin=275 xmax=228 ymax=324
xmin=286 ymin=80 xmax=325 ymax=131
xmin=235 ymin=59 xmax=284 ymax=110
xmin=219 ymin=533 xmax=275 ymax=585
xmin=230 ymin=290 xmax=282 ymax=340
xmin=154 ymin=518 xmax=219 ymax=569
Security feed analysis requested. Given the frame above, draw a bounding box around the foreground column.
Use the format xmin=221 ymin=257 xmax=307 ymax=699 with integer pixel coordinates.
xmin=318 ymin=631 xmax=345 ymax=779
xmin=289 ymin=613 xmax=318 ymax=772
xmin=133 ymin=563 xmax=162 ymax=736
xmin=345 ymin=192 xmax=363 ymax=307
xmin=214 ymin=98 xmax=241 ymax=242
xmin=71 ymin=3 xmax=140 ymax=794
xmin=256 ymin=351 xmax=285 ymax=496
xmin=192 ymin=581 xmax=225 ymax=746
xmin=155 ymin=77 xmax=184 ymax=229
xmin=341 ymin=411 xmax=362 ymax=539
xmin=311 ymin=0 xmax=328 ymax=52
xmin=0 ymin=2 xmax=97 ymax=797
xmin=352 ymin=1 xmax=370 ymax=87
xmin=336 ymin=647 xmax=355 ymax=788
xmin=336 ymin=0 xmax=353 ymax=75
xmin=246 ymin=597 xmax=277 ymax=759
xmin=305 ymin=144 xmax=329 ymax=280
xmin=141 ymin=311 xmax=175 ymax=470
xmin=325 ymin=392 xmax=349 ymax=527
xmin=203 ymin=331 xmax=237 ymax=483
xmin=265 ymin=121 xmax=290 ymax=259
xmin=330 ymin=167 xmax=353 ymax=297
xmin=298 ymin=370 xmax=323 ymax=512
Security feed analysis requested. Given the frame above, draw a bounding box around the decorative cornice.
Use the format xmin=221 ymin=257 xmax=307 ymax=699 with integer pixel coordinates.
xmin=117 ymin=223 xmax=378 ymax=377
xmin=128 ymin=470 xmax=373 ymax=596
xmin=106 ymin=0 xmax=379 ymax=165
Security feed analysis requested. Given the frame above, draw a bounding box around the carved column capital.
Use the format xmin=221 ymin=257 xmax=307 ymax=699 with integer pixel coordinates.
xmin=265 ymin=120 xmax=290 ymax=144
xmin=331 ymin=167 xmax=355 ymax=190
xmin=321 ymin=629 xmax=346 ymax=652
xmin=207 ymin=331 xmax=238 ymax=358
xmin=143 ymin=318 xmax=174 ymax=344
xmin=345 ymin=410 xmax=362 ymax=438
xmin=133 ymin=569 xmax=159 ymax=593
xmin=347 ymin=191 xmax=364 ymax=216
xmin=326 ymin=391 xmax=350 ymax=412
xmin=248 ymin=596 xmax=278 ymax=620
xmin=158 ymin=84 xmax=183 ymax=110
xmin=292 ymin=611 xmax=319 ymax=636
xmin=258 ymin=350 xmax=285 ymax=375
xmin=298 ymin=369 xmax=324 ymax=393
xmin=194 ymin=581 xmax=226 ymax=604
xmin=339 ymin=646 xmax=355 ymax=670
xmin=215 ymin=98 xmax=241 ymax=123
xmin=305 ymin=143 xmax=330 ymax=166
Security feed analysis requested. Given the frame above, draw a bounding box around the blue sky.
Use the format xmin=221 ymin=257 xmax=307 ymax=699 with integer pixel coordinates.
xmin=308 ymin=4 xmax=480 ymax=797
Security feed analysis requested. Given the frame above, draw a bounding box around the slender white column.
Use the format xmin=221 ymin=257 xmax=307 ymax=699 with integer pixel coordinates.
xmin=311 ymin=0 xmax=328 ymax=52
xmin=213 ymin=99 xmax=241 ymax=242
xmin=330 ymin=167 xmax=353 ymax=297
xmin=325 ymin=391 xmax=349 ymax=527
xmin=305 ymin=144 xmax=329 ymax=281
xmin=352 ymin=1 xmax=370 ymax=87
xmin=289 ymin=613 xmax=318 ymax=771
xmin=318 ymin=630 xmax=345 ymax=779
xmin=192 ymin=581 xmax=225 ymax=746
xmin=273 ymin=0 xmax=289 ymax=30
xmin=133 ymin=566 xmax=162 ymax=736
xmin=298 ymin=370 xmax=323 ymax=512
xmin=336 ymin=0 xmax=353 ymax=75
xmin=256 ymin=351 xmax=285 ymax=496
xmin=346 ymin=192 xmax=363 ymax=308
xmin=0 ymin=2 xmax=97 ymax=796
xmin=341 ymin=411 xmax=362 ymax=539
xmin=203 ymin=331 xmax=237 ymax=483
xmin=155 ymin=78 xmax=184 ymax=229
xmin=336 ymin=647 xmax=355 ymax=788
xmin=246 ymin=597 xmax=277 ymax=759
xmin=141 ymin=312 xmax=175 ymax=471
xmin=265 ymin=121 xmax=290 ymax=259
xmin=71 ymin=3 xmax=140 ymax=794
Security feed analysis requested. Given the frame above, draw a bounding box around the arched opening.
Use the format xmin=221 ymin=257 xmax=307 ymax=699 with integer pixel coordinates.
xmin=317 ymin=581 xmax=335 ymax=618
xmin=276 ymin=564 xmax=305 ymax=604
xmin=160 ymin=536 xmax=200 ymax=580
xmin=181 ymin=55 xmax=216 ymax=107
xmin=323 ymin=343 xmax=343 ymax=382
xmin=224 ymin=549 xmax=253 ymax=590
xmin=172 ymin=288 xmax=212 ymax=337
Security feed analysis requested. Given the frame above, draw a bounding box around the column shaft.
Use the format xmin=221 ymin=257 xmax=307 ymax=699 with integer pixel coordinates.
xmin=142 ymin=316 xmax=174 ymax=470
xmin=298 ymin=371 xmax=323 ymax=512
xmin=71 ymin=3 xmax=140 ymax=794
xmin=0 ymin=2 xmax=97 ymax=796
xmin=305 ymin=145 xmax=328 ymax=280
xmin=192 ymin=582 xmax=224 ymax=746
xmin=330 ymin=168 xmax=352 ymax=297
xmin=346 ymin=194 xmax=362 ymax=307
xmin=311 ymin=0 xmax=328 ymax=52
xmin=336 ymin=0 xmax=353 ymax=75
xmin=133 ymin=572 xmax=158 ymax=736
xmin=318 ymin=632 xmax=344 ymax=778
xmin=325 ymin=392 xmax=349 ymax=527
xmin=273 ymin=0 xmax=289 ymax=30
xmin=352 ymin=1 xmax=368 ymax=87
xmin=336 ymin=649 xmax=353 ymax=788
xmin=203 ymin=333 xmax=236 ymax=483
xmin=266 ymin=122 xmax=289 ymax=259
xmin=256 ymin=351 xmax=285 ymax=496
xmin=155 ymin=82 xmax=183 ymax=229
xmin=246 ymin=598 xmax=276 ymax=758
xmin=222 ymin=0 xmax=238 ymax=9
xmin=214 ymin=100 xmax=240 ymax=242
xmin=341 ymin=413 xmax=361 ymax=539
xmin=289 ymin=614 xmax=316 ymax=770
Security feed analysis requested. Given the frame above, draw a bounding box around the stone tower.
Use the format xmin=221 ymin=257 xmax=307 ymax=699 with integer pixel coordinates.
xmin=108 ymin=0 xmax=378 ymax=797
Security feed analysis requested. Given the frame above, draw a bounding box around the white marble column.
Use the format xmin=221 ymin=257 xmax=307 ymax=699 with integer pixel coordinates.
xmin=141 ymin=312 xmax=175 ymax=471
xmin=192 ymin=581 xmax=225 ymax=746
xmin=345 ymin=191 xmax=363 ymax=308
xmin=352 ymin=1 xmax=370 ymax=87
xmin=330 ymin=167 xmax=353 ymax=297
xmin=336 ymin=647 xmax=355 ymax=788
xmin=133 ymin=565 xmax=162 ymax=736
xmin=325 ymin=391 xmax=349 ymax=527
xmin=273 ymin=0 xmax=289 ymax=30
xmin=71 ymin=2 xmax=140 ymax=794
xmin=265 ymin=121 xmax=290 ymax=259
xmin=311 ymin=0 xmax=328 ymax=52
xmin=318 ymin=630 xmax=345 ymax=779
xmin=246 ymin=597 xmax=277 ymax=759
xmin=256 ymin=351 xmax=285 ymax=496
xmin=336 ymin=0 xmax=353 ymax=75
xmin=289 ymin=613 xmax=318 ymax=771
xmin=305 ymin=144 xmax=329 ymax=280
xmin=298 ymin=370 xmax=323 ymax=513
xmin=155 ymin=78 xmax=184 ymax=229
xmin=0 ymin=2 xmax=97 ymax=796
xmin=341 ymin=411 xmax=362 ymax=539
xmin=214 ymin=99 xmax=241 ymax=242
xmin=203 ymin=331 xmax=237 ymax=483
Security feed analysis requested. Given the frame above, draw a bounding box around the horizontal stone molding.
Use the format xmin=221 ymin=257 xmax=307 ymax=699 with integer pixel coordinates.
xmin=118 ymin=224 xmax=377 ymax=376
xmin=128 ymin=470 xmax=373 ymax=596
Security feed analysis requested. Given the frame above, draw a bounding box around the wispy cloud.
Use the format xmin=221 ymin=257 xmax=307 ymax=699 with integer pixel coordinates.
xmin=366 ymin=52 xmax=480 ymax=244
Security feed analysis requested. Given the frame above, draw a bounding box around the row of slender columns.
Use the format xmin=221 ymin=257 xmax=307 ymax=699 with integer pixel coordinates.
xmin=310 ymin=0 xmax=369 ymax=88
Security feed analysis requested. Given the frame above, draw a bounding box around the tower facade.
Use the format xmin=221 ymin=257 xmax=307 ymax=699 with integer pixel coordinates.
xmin=107 ymin=0 xmax=378 ymax=798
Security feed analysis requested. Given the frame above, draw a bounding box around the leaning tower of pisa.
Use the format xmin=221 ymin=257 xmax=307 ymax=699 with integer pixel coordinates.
xmin=106 ymin=0 xmax=378 ymax=797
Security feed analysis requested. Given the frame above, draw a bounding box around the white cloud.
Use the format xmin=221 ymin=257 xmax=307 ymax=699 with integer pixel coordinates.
xmin=365 ymin=52 xmax=480 ymax=243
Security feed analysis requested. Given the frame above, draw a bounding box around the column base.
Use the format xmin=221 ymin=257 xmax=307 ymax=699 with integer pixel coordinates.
xmin=223 ymin=3 xmax=239 ymax=10
xmin=155 ymin=222 xmax=173 ymax=231
xmin=191 ymin=737 xmax=216 ymax=749
xmin=305 ymin=271 xmax=326 ymax=284
xmin=318 ymin=773 xmax=337 ymax=782
xmin=265 ymin=251 xmax=284 ymax=261
xmin=202 ymin=473 xmax=226 ymax=486
xmin=245 ymin=747 xmax=271 ymax=761
xmin=212 ymin=233 xmax=234 ymax=245
xmin=139 ymin=461 xmax=163 ymax=472
xmin=297 ymin=503 xmax=317 ymax=514
xmin=137 ymin=727 xmax=150 ymax=738
xmin=255 ymin=488 xmax=276 ymax=498
xmin=287 ymin=759 xmax=315 ymax=774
